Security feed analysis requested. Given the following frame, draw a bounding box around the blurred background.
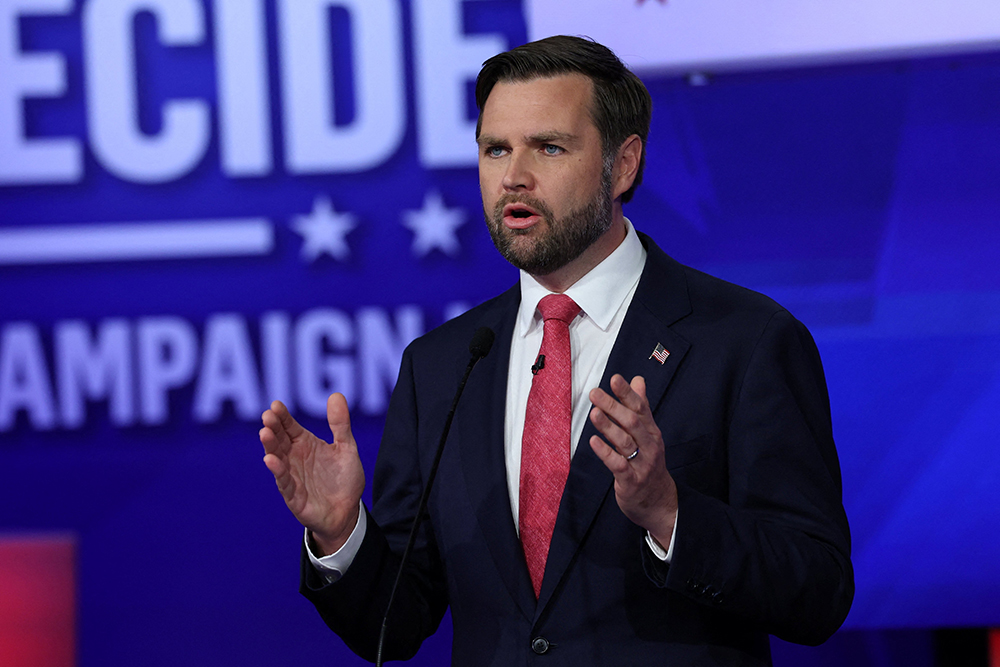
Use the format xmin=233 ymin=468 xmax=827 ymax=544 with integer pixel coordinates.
xmin=1 ymin=1 xmax=998 ymax=665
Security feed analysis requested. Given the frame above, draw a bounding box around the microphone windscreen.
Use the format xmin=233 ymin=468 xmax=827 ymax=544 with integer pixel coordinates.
xmin=469 ymin=327 xmax=495 ymax=360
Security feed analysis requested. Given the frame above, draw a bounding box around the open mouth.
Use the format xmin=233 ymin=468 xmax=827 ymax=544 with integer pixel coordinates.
xmin=502 ymin=203 xmax=542 ymax=229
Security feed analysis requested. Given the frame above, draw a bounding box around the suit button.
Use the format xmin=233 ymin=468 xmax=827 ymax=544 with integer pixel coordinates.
xmin=531 ymin=637 xmax=550 ymax=654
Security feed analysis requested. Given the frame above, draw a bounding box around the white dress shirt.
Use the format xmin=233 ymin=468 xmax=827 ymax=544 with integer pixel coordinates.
xmin=308 ymin=220 xmax=675 ymax=580
xmin=504 ymin=220 xmax=644 ymax=523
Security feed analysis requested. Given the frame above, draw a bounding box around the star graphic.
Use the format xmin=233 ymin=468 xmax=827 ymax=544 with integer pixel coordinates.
xmin=292 ymin=196 xmax=357 ymax=262
xmin=402 ymin=190 xmax=466 ymax=258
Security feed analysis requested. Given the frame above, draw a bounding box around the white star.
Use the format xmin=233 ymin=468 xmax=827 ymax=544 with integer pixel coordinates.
xmin=292 ymin=196 xmax=357 ymax=262
xmin=402 ymin=191 xmax=466 ymax=258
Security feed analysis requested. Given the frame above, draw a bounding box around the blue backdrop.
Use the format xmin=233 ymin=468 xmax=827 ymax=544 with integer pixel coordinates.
xmin=1 ymin=1 xmax=998 ymax=665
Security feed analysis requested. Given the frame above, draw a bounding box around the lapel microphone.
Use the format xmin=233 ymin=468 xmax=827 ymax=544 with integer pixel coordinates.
xmin=376 ymin=326 xmax=495 ymax=666
xmin=531 ymin=354 xmax=545 ymax=375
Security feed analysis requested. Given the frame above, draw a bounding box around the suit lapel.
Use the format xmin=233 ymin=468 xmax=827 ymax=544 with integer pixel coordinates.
xmin=535 ymin=236 xmax=693 ymax=614
xmin=458 ymin=288 xmax=537 ymax=621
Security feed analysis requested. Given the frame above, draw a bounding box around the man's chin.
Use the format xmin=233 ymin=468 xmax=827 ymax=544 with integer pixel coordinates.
xmin=490 ymin=224 xmax=537 ymax=255
xmin=499 ymin=247 xmax=540 ymax=273
xmin=500 ymin=242 xmax=571 ymax=276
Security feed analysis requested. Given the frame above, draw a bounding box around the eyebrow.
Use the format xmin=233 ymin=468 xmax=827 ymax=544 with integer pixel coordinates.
xmin=528 ymin=131 xmax=576 ymax=145
xmin=476 ymin=131 xmax=579 ymax=147
xmin=476 ymin=134 xmax=503 ymax=147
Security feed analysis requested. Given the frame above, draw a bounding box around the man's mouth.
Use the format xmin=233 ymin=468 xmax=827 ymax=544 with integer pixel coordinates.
xmin=502 ymin=203 xmax=542 ymax=230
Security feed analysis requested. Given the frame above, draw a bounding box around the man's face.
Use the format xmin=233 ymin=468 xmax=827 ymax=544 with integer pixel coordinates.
xmin=477 ymin=74 xmax=613 ymax=276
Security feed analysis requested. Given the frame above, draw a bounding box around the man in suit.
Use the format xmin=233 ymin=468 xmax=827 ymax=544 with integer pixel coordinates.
xmin=260 ymin=36 xmax=853 ymax=665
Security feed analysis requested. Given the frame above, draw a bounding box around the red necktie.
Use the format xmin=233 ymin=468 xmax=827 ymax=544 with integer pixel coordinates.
xmin=519 ymin=294 xmax=581 ymax=598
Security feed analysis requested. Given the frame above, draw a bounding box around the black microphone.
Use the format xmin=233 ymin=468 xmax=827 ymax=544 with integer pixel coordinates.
xmin=469 ymin=326 xmax=495 ymax=362
xmin=531 ymin=354 xmax=545 ymax=375
xmin=376 ymin=327 xmax=494 ymax=666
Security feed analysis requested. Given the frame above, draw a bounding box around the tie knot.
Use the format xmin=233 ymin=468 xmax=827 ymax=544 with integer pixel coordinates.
xmin=537 ymin=294 xmax=581 ymax=324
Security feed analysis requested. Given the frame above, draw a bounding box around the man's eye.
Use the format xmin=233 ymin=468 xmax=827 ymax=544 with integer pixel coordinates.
xmin=487 ymin=146 xmax=506 ymax=158
xmin=543 ymin=144 xmax=563 ymax=155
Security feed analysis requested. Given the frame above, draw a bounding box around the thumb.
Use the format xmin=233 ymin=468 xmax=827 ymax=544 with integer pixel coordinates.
xmin=326 ymin=392 xmax=355 ymax=445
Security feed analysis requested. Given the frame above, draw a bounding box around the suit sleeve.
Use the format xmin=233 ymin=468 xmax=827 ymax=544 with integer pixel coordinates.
xmin=653 ymin=309 xmax=854 ymax=645
xmin=298 ymin=345 xmax=450 ymax=662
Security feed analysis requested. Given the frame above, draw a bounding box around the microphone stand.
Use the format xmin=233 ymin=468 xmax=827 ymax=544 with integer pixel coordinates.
xmin=375 ymin=327 xmax=494 ymax=666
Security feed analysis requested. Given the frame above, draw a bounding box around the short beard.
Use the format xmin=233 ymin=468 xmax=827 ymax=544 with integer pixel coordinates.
xmin=484 ymin=162 xmax=615 ymax=276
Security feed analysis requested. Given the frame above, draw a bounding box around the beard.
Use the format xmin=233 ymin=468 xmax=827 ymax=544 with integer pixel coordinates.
xmin=484 ymin=171 xmax=614 ymax=276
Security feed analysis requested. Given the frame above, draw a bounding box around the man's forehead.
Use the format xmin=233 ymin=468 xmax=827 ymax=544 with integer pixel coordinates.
xmin=479 ymin=73 xmax=596 ymax=136
xmin=487 ymin=72 xmax=595 ymax=103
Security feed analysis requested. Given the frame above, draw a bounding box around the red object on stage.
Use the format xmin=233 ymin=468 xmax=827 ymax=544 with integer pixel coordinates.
xmin=0 ymin=536 xmax=76 ymax=667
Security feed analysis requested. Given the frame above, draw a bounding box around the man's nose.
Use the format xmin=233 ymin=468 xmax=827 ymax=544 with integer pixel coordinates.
xmin=502 ymin=150 xmax=535 ymax=191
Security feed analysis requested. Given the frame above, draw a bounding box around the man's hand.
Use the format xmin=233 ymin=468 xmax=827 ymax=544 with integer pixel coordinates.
xmin=589 ymin=375 xmax=678 ymax=549
xmin=260 ymin=393 xmax=365 ymax=556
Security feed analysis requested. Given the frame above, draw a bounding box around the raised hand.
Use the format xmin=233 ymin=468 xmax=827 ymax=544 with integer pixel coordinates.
xmin=588 ymin=374 xmax=678 ymax=549
xmin=260 ymin=393 xmax=366 ymax=555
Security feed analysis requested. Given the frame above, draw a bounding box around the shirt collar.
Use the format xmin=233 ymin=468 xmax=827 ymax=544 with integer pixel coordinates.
xmin=517 ymin=219 xmax=646 ymax=336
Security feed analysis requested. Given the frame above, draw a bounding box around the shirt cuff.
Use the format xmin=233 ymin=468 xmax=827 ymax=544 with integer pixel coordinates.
xmin=304 ymin=500 xmax=367 ymax=584
xmin=644 ymin=509 xmax=678 ymax=563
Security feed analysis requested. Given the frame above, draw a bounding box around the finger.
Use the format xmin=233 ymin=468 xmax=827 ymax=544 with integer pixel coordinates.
xmin=259 ymin=426 xmax=287 ymax=473
xmin=272 ymin=399 xmax=307 ymax=442
xmin=589 ymin=405 xmax=638 ymax=459
xmin=629 ymin=375 xmax=647 ymax=402
xmin=589 ymin=434 xmax=631 ymax=476
xmin=589 ymin=386 xmax=643 ymax=435
xmin=609 ymin=374 xmax=649 ymax=414
xmin=259 ymin=418 xmax=286 ymax=459
xmin=263 ymin=403 xmax=296 ymax=455
xmin=326 ymin=393 xmax=355 ymax=446
xmin=261 ymin=450 xmax=285 ymax=478
xmin=259 ymin=422 xmax=274 ymax=449
xmin=262 ymin=451 xmax=296 ymax=501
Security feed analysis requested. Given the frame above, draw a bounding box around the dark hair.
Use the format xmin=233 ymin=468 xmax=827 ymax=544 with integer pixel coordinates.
xmin=475 ymin=35 xmax=651 ymax=204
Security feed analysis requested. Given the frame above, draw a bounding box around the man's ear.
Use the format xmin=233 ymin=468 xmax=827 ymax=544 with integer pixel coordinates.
xmin=612 ymin=134 xmax=642 ymax=200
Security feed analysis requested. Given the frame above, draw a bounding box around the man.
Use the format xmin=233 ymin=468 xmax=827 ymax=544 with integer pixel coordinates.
xmin=260 ymin=36 xmax=853 ymax=665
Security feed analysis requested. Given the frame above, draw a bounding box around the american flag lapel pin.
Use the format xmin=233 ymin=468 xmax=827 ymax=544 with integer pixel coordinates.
xmin=649 ymin=342 xmax=669 ymax=365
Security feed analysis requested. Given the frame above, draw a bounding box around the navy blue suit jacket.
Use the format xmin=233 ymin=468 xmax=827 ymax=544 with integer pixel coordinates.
xmin=301 ymin=233 xmax=854 ymax=665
